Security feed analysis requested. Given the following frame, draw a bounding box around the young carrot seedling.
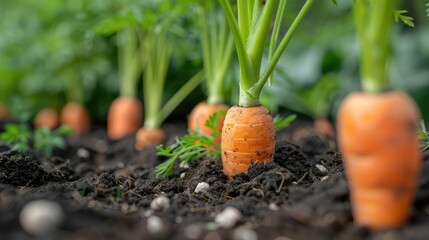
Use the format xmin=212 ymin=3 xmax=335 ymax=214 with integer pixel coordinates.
xmin=337 ymin=0 xmax=421 ymax=230
xmin=218 ymin=0 xmax=320 ymax=178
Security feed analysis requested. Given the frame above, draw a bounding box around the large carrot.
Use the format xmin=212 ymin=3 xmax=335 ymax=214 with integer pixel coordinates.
xmin=219 ymin=0 xmax=316 ymax=178
xmin=33 ymin=108 xmax=60 ymax=129
xmin=107 ymin=28 xmax=143 ymax=140
xmin=188 ymin=102 xmax=229 ymax=144
xmin=337 ymin=0 xmax=421 ymax=229
xmin=60 ymin=102 xmax=90 ymax=136
xmin=338 ymin=92 xmax=421 ymax=229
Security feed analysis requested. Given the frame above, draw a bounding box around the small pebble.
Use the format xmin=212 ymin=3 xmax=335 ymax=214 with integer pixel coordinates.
xmin=147 ymin=215 xmax=163 ymax=234
xmin=185 ymin=224 xmax=203 ymax=239
xmin=179 ymin=162 xmax=190 ymax=169
xmin=180 ymin=172 xmax=186 ymax=179
xmin=175 ymin=216 xmax=183 ymax=223
xmin=215 ymin=207 xmax=242 ymax=228
xmin=321 ymin=176 xmax=329 ymax=182
xmin=269 ymin=203 xmax=279 ymax=211
xmin=77 ymin=148 xmax=90 ymax=159
xmin=233 ymin=226 xmax=258 ymax=240
xmin=150 ymin=196 xmax=170 ymax=211
xmin=20 ymin=200 xmax=64 ymax=236
xmin=194 ymin=182 xmax=210 ymax=193
xmin=315 ymin=164 xmax=328 ymax=174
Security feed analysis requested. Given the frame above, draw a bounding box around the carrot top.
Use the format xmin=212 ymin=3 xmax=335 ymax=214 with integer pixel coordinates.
xmin=219 ymin=0 xmax=318 ymax=107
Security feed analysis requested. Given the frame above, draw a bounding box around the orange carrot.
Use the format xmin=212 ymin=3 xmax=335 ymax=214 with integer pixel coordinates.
xmin=33 ymin=108 xmax=60 ymax=129
xmin=135 ymin=127 xmax=165 ymax=151
xmin=188 ymin=102 xmax=229 ymax=144
xmin=221 ymin=106 xmax=275 ymax=178
xmin=0 ymin=102 xmax=10 ymax=121
xmin=60 ymin=102 xmax=91 ymax=136
xmin=337 ymin=91 xmax=421 ymax=229
xmin=314 ymin=117 xmax=335 ymax=138
xmin=107 ymin=96 xmax=143 ymax=140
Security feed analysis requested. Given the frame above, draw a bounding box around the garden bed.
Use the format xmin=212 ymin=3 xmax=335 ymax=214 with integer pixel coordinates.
xmin=0 ymin=120 xmax=428 ymax=240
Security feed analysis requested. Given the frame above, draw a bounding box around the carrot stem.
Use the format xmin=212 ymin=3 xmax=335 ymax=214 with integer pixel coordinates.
xmin=64 ymin=67 xmax=84 ymax=104
xmin=354 ymin=0 xmax=395 ymax=93
xmin=118 ymin=28 xmax=140 ymax=98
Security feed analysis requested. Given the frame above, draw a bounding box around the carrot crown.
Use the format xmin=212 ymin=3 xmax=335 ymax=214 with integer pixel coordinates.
xmin=219 ymin=0 xmax=316 ymax=107
xmin=354 ymin=0 xmax=396 ymax=93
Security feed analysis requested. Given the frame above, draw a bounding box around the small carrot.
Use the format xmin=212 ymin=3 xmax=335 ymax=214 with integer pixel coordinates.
xmin=135 ymin=127 xmax=165 ymax=151
xmin=222 ymin=106 xmax=275 ymax=178
xmin=60 ymin=102 xmax=91 ymax=136
xmin=33 ymin=108 xmax=60 ymax=129
xmin=313 ymin=117 xmax=335 ymax=138
xmin=188 ymin=102 xmax=229 ymax=144
xmin=107 ymin=96 xmax=143 ymax=140
xmin=337 ymin=92 xmax=421 ymax=229
xmin=0 ymin=102 xmax=10 ymax=121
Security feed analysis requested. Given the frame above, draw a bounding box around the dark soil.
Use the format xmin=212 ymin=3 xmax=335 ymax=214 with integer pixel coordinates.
xmin=1 ymin=120 xmax=429 ymax=240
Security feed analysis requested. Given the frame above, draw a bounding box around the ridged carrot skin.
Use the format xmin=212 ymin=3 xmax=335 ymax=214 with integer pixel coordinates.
xmin=61 ymin=102 xmax=91 ymax=136
xmin=188 ymin=102 xmax=229 ymax=144
xmin=135 ymin=127 xmax=165 ymax=151
xmin=107 ymin=97 xmax=143 ymax=140
xmin=337 ymin=91 xmax=421 ymax=230
xmin=33 ymin=108 xmax=59 ymax=129
xmin=221 ymin=105 xmax=275 ymax=178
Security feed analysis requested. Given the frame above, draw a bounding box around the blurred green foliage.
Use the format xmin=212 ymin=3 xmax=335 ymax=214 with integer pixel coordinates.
xmin=0 ymin=0 xmax=428 ymax=123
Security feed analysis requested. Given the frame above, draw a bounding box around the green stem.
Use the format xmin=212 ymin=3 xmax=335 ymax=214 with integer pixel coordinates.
xmin=357 ymin=0 xmax=395 ymax=93
xmin=268 ymin=0 xmax=287 ymax=85
xmin=118 ymin=28 xmax=139 ymax=98
xmin=249 ymin=0 xmax=316 ymax=98
xmin=65 ymin=67 xmax=84 ymax=104
xmin=157 ymin=70 xmax=204 ymax=125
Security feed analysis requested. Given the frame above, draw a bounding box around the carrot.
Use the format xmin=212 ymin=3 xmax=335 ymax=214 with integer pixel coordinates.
xmin=337 ymin=0 xmax=421 ymax=229
xmin=337 ymin=91 xmax=421 ymax=229
xmin=60 ymin=102 xmax=90 ymax=136
xmin=222 ymin=106 xmax=275 ymax=178
xmin=219 ymin=0 xmax=315 ymax=177
xmin=188 ymin=102 xmax=229 ymax=144
xmin=33 ymin=108 xmax=60 ymax=129
xmin=107 ymin=96 xmax=143 ymax=140
xmin=313 ymin=117 xmax=335 ymax=138
xmin=0 ymin=102 xmax=10 ymax=121
xmin=135 ymin=127 xmax=165 ymax=151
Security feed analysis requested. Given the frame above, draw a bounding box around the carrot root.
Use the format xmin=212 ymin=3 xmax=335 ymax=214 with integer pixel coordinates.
xmin=188 ymin=102 xmax=229 ymax=144
xmin=34 ymin=108 xmax=60 ymax=129
xmin=221 ymin=105 xmax=275 ymax=178
xmin=337 ymin=91 xmax=421 ymax=230
xmin=135 ymin=127 xmax=165 ymax=151
xmin=107 ymin=96 xmax=143 ymax=140
xmin=60 ymin=102 xmax=91 ymax=136
xmin=314 ymin=117 xmax=335 ymax=138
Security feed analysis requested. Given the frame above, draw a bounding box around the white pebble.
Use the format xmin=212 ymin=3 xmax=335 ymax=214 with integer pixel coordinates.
xmin=269 ymin=203 xmax=279 ymax=211
xmin=215 ymin=207 xmax=242 ymax=228
xmin=77 ymin=148 xmax=90 ymax=159
xmin=321 ymin=176 xmax=329 ymax=182
xmin=185 ymin=224 xmax=203 ymax=239
xmin=150 ymin=196 xmax=170 ymax=211
xmin=180 ymin=172 xmax=186 ymax=179
xmin=147 ymin=215 xmax=163 ymax=234
xmin=194 ymin=182 xmax=210 ymax=193
xmin=315 ymin=164 xmax=328 ymax=174
xmin=175 ymin=216 xmax=183 ymax=223
xmin=179 ymin=162 xmax=190 ymax=169
xmin=20 ymin=200 xmax=64 ymax=236
xmin=233 ymin=226 xmax=258 ymax=240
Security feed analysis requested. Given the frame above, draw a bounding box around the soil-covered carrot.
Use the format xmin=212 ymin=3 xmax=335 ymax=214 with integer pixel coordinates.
xmin=33 ymin=108 xmax=59 ymax=129
xmin=188 ymin=102 xmax=229 ymax=144
xmin=60 ymin=102 xmax=90 ymax=136
xmin=337 ymin=0 xmax=421 ymax=229
xmin=219 ymin=0 xmax=316 ymax=178
xmin=108 ymin=97 xmax=143 ymax=140
xmin=222 ymin=106 xmax=275 ymax=177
